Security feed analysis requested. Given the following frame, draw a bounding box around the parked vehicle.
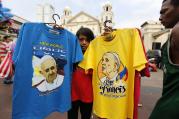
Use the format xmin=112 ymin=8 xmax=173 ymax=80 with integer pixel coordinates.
xmin=147 ymin=50 xmax=162 ymax=69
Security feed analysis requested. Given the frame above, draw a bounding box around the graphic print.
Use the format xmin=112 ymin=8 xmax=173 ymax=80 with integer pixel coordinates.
xmin=98 ymin=52 xmax=128 ymax=98
xmin=32 ymin=42 xmax=67 ymax=94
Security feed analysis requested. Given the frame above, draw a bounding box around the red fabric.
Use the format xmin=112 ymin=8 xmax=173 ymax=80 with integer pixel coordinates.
xmin=71 ymin=68 xmax=93 ymax=103
xmin=0 ymin=42 xmax=13 ymax=79
xmin=0 ymin=51 xmax=13 ymax=79
xmin=134 ymin=72 xmax=141 ymax=119
xmin=0 ymin=42 xmax=7 ymax=59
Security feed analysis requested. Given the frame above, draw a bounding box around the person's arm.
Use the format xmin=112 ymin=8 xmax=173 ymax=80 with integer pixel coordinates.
xmin=170 ymin=22 xmax=179 ymax=64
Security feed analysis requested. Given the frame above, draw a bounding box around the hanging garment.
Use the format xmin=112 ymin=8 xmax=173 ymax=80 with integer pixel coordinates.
xmin=0 ymin=41 xmax=13 ymax=78
xmin=79 ymin=28 xmax=147 ymax=119
xmin=0 ymin=41 xmax=7 ymax=59
xmin=0 ymin=51 xmax=13 ymax=78
xmin=12 ymin=23 xmax=83 ymax=119
xmin=133 ymin=29 xmax=150 ymax=119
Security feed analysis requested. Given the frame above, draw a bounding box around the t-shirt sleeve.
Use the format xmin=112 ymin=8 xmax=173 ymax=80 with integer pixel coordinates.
xmin=78 ymin=42 xmax=94 ymax=70
xmin=12 ymin=23 xmax=25 ymax=65
xmin=133 ymin=29 xmax=147 ymax=71
xmin=72 ymin=36 xmax=83 ymax=63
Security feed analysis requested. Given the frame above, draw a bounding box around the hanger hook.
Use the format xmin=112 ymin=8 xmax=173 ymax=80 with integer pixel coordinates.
xmin=104 ymin=20 xmax=113 ymax=32
xmin=104 ymin=20 xmax=112 ymax=28
xmin=52 ymin=14 xmax=61 ymax=24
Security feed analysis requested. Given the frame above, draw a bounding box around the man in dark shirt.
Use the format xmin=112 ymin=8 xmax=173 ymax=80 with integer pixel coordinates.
xmin=149 ymin=0 xmax=179 ymax=119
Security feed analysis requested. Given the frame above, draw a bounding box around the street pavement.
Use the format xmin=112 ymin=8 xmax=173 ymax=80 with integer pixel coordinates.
xmin=0 ymin=69 xmax=163 ymax=119
xmin=139 ymin=69 xmax=163 ymax=119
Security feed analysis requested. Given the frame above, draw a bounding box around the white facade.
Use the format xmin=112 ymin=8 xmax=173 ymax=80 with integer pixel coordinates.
xmin=61 ymin=6 xmax=72 ymax=25
xmin=11 ymin=15 xmax=29 ymax=29
xmin=36 ymin=1 xmax=114 ymax=36
xmin=36 ymin=4 xmax=55 ymax=23
xmin=36 ymin=4 xmax=44 ymax=22
xmin=61 ymin=1 xmax=114 ymax=36
xmin=62 ymin=11 xmax=101 ymax=36
xmin=141 ymin=21 xmax=170 ymax=51
xmin=101 ymin=1 xmax=114 ymax=23
xmin=152 ymin=29 xmax=170 ymax=47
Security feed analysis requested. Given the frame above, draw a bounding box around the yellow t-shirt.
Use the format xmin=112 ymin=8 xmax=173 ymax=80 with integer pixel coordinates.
xmin=79 ymin=28 xmax=147 ymax=119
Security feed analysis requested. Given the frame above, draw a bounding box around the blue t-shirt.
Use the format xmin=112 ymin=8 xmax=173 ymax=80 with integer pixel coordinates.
xmin=12 ymin=23 xmax=83 ymax=119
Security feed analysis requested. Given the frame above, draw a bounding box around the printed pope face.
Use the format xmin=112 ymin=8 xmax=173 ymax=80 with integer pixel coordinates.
xmin=101 ymin=52 xmax=120 ymax=80
xmin=98 ymin=52 xmax=128 ymax=98
xmin=32 ymin=43 xmax=67 ymax=94
xmin=40 ymin=57 xmax=57 ymax=83
xmin=32 ymin=55 xmax=65 ymax=94
xmin=98 ymin=52 xmax=128 ymax=85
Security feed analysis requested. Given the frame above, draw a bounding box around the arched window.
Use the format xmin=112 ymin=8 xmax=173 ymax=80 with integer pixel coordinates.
xmin=106 ymin=7 xmax=108 ymax=11
xmin=65 ymin=11 xmax=66 ymax=15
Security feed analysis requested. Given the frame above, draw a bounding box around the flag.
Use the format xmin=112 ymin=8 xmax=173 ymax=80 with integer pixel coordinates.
xmin=0 ymin=42 xmax=13 ymax=79
xmin=0 ymin=41 xmax=7 ymax=59
xmin=0 ymin=51 xmax=13 ymax=79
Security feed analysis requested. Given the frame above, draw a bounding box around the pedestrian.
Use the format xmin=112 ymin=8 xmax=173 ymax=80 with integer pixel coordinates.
xmin=149 ymin=0 xmax=179 ymax=118
xmin=68 ymin=27 xmax=94 ymax=119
